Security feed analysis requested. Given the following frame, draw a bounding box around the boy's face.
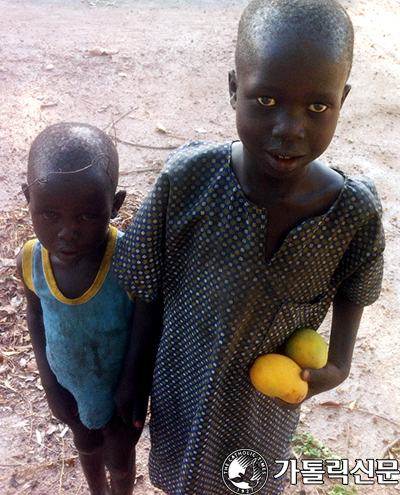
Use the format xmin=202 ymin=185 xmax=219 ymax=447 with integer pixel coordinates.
xmin=229 ymin=36 xmax=351 ymax=180
xmin=25 ymin=171 xmax=123 ymax=265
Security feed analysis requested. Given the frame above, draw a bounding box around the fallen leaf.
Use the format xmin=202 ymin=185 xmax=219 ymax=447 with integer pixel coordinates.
xmin=19 ymin=482 xmax=33 ymax=491
xmin=98 ymin=104 xmax=110 ymax=113
xmin=348 ymin=399 xmax=357 ymax=410
xmin=319 ymin=400 xmax=341 ymax=407
xmin=3 ymin=350 xmax=20 ymax=356
xmin=26 ymin=363 xmax=38 ymax=374
xmin=156 ymin=122 xmax=168 ymax=133
xmin=11 ymin=296 xmax=22 ymax=307
xmin=60 ymin=425 xmax=69 ymax=438
xmin=46 ymin=424 xmax=57 ymax=436
xmin=10 ymin=476 xmax=19 ymax=487
xmin=2 ymin=379 xmax=18 ymax=392
xmin=35 ymin=429 xmax=42 ymax=445
xmin=90 ymin=47 xmax=118 ymax=56
xmin=40 ymin=100 xmax=59 ymax=108
xmin=11 ymin=420 xmax=29 ymax=428
xmin=1 ymin=258 xmax=15 ymax=267
xmin=90 ymin=46 xmax=106 ymax=56
xmin=0 ymin=305 xmax=17 ymax=315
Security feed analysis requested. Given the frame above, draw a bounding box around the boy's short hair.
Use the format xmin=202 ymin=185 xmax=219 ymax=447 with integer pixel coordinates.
xmin=28 ymin=122 xmax=119 ymax=193
xmin=236 ymin=0 xmax=354 ymax=76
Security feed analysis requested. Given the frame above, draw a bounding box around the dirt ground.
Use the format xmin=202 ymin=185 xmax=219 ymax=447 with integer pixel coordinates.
xmin=0 ymin=0 xmax=399 ymax=494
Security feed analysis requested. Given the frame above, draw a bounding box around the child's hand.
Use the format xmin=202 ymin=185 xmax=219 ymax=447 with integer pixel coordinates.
xmin=115 ymin=293 xmax=163 ymax=430
xmin=273 ymin=397 xmax=303 ymax=410
xmin=275 ymin=289 xmax=365 ymax=411
xmin=114 ymin=380 xmax=148 ymax=430
xmin=273 ymin=361 xmax=347 ymax=410
xmin=44 ymin=380 xmax=80 ymax=426
xmin=300 ymin=361 xmax=347 ymax=399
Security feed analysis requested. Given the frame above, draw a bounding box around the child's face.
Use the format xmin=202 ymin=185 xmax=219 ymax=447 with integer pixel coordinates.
xmin=229 ymin=37 xmax=351 ymax=180
xmin=25 ymin=172 xmax=121 ymax=265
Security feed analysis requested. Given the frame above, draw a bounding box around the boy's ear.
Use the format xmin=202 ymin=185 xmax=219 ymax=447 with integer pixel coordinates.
xmin=341 ymin=84 xmax=351 ymax=108
xmin=229 ymin=69 xmax=238 ymax=110
xmin=21 ymin=183 xmax=30 ymax=203
xmin=111 ymin=190 xmax=126 ymax=219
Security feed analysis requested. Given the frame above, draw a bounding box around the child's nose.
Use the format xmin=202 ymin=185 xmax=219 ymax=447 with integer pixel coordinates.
xmin=272 ymin=110 xmax=305 ymax=141
xmin=58 ymin=224 xmax=79 ymax=241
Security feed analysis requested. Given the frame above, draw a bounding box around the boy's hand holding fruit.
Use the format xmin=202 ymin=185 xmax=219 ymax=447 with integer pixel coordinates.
xmin=250 ymin=328 xmax=329 ymax=408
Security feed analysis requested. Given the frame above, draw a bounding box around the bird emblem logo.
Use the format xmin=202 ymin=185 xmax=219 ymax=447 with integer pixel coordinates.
xmin=222 ymin=449 xmax=268 ymax=494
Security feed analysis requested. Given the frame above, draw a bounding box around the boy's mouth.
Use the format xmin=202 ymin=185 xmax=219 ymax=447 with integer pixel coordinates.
xmin=266 ymin=151 xmax=305 ymax=173
xmin=268 ymin=150 xmax=304 ymax=160
xmin=57 ymin=247 xmax=79 ymax=260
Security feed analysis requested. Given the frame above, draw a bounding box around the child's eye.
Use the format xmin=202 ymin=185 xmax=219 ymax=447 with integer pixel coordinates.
xmin=42 ymin=211 xmax=57 ymax=220
xmin=257 ymin=97 xmax=276 ymax=107
xmin=81 ymin=213 xmax=95 ymax=221
xmin=308 ymin=103 xmax=328 ymax=113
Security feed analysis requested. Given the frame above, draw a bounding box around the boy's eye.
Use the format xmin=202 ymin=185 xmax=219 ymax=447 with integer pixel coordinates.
xmin=257 ymin=96 xmax=276 ymax=107
xmin=42 ymin=211 xmax=57 ymax=220
xmin=81 ymin=213 xmax=95 ymax=221
xmin=308 ymin=103 xmax=328 ymax=113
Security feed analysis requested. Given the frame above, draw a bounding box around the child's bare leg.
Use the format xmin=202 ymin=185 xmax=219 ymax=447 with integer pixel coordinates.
xmin=71 ymin=422 xmax=110 ymax=495
xmin=79 ymin=450 xmax=111 ymax=495
xmin=102 ymin=416 xmax=142 ymax=495
xmin=107 ymin=448 xmax=136 ymax=495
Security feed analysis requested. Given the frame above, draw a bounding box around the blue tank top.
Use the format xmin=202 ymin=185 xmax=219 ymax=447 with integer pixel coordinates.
xmin=22 ymin=226 xmax=134 ymax=429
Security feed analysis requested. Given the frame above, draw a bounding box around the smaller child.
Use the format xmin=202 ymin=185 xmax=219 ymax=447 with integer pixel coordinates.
xmin=17 ymin=123 xmax=147 ymax=495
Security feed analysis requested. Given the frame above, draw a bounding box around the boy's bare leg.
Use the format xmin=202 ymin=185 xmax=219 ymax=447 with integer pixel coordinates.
xmin=70 ymin=421 xmax=110 ymax=495
xmin=103 ymin=416 xmax=142 ymax=495
xmin=107 ymin=448 xmax=136 ymax=495
xmin=79 ymin=450 xmax=111 ymax=495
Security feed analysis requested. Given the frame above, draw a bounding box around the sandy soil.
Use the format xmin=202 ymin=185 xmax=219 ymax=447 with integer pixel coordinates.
xmin=0 ymin=1 xmax=399 ymax=494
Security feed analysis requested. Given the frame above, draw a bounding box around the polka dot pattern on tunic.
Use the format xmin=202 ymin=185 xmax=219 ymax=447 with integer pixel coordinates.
xmin=113 ymin=141 xmax=385 ymax=495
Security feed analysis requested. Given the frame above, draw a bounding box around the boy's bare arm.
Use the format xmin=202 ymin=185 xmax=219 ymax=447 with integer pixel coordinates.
xmin=114 ymin=292 xmax=164 ymax=429
xmin=276 ymin=287 xmax=364 ymax=410
xmin=16 ymin=252 xmax=80 ymax=425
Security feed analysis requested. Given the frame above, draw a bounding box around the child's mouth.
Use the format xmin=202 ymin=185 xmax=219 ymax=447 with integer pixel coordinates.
xmin=58 ymin=248 xmax=79 ymax=260
xmin=267 ymin=151 xmax=303 ymax=172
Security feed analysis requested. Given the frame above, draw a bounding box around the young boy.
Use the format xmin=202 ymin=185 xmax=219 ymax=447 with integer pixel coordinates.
xmin=17 ymin=123 xmax=152 ymax=495
xmin=113 ymin=1 xmax=384 ymax=494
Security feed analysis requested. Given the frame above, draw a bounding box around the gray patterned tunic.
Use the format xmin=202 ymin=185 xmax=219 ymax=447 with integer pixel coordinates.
xmin=113 ymin=141 xmax=385 ymax=494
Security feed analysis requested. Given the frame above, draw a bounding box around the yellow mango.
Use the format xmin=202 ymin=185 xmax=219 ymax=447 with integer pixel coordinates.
xmin=249 ymin=353 xmax=308 ymax=403
xmin=284 ymin=328 xmax=328 ymax=370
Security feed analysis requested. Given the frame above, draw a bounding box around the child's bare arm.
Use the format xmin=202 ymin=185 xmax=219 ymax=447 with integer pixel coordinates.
xmin=303 ymin=287 xmax=364 ymax=395
xmin=16 ymin=252 xmax=80 ymax=425
xmin=114 ymin=292 xmax=163 ymax=429
xmin=276 ymin=287 xmax=364 ymax=410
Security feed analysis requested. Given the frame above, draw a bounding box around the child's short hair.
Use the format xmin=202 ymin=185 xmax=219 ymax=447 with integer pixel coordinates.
xmin=236 ymin=0 xmax=354 ymax=76
xmin=28 ymin=122 xmax=119 ymax=193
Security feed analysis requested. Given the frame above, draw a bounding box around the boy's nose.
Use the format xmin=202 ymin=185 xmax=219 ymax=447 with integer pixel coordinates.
xmin=272 ymin=111 xmax=305 ymax=141
xmin=58 ymin=224 xmax=79 ymax=241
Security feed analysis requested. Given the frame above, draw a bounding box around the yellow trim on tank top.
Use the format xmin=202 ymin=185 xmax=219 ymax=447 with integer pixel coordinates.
xmin=22 ymin=239 xmax=37 ymax=294
xmin=41 ymin=225 xmax=118 ymax=305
